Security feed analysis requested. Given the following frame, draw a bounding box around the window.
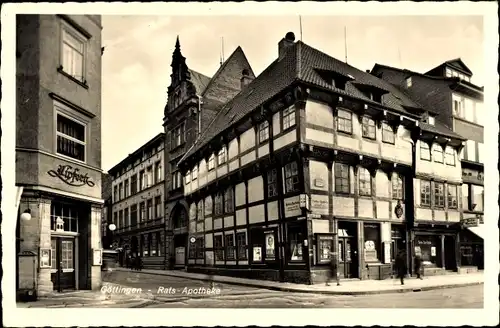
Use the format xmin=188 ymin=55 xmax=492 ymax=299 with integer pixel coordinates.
xmin=50 ymin=201 xmax=81 ymax=232
xmin=452 ymin=71 xmax=458 ymax=77
xmin=465 ymin=140 xmax=476 ymax=162
xmin=185 ymin=171 xmax=191 ymax=185
xmin=282 ymin=106 xmax=296 ymax=130
xmin=172 ymin=171 xmax=182 ymax=190
xmin=224 ymin=187 xmax=234 ymax=213
xmin=453 ymin=97 xmax=464 ymax=118
xmin=150 ymin=233 xmax=157 ymax=256
xmin=172 ymin=123 xmax=185 ymax=148
xmin=288 ymin=226 xmax=304 ymax=261
xmin=155 ymin=162 xmax=162 ymax=183
xmin=61 ymin=25 xmax=85 ymax=82
xmin=139 ymin=202 xmax=146 ymax=222
xmin=477 ymin=142 xmax=485 ymax=164
xmin=267 ymin=169 xmax=278 ymax=197
xmin=420 ymin=142 xmax=431 ymax=161
xmin=225 ymin=234 xmax=235 ymax=260
xmin=119 ymin=210 xmax=123 ymax=230
xmin=432 ymin=144 xmax=444 ymax=163
xmin=334 ymin=163 xmax=350 ymax=194
xmin=124 ymin=208 xmax=129 ymax=229
xmin=61 ymin=240 xmax=74 ymax=270
xmin=382 ymin=123 xmax=395 ymax=144
xmin=337 ymin=109 xmax=352 ymax=134
xmin=118 ymin=183 xmax=123 ymax=200
xmin=218 ymin=147 xmax=227 ymax=165
xmin=445 ymin=147 xmax=456 ymax=166
xmin=146 ymin=166 xmax=153 ymax=187
xmin=155 ymin=196 xmax=161 ymax=218
xmin=139 ymin=170 xmax=145 ymax=190
xmin=406 ymin=77 xmax=412 ymax=88
xmin=195 ymin=237 xmax=204 ymax=259
xmin=208 ymin=154 xmax=215 ymax=171
xmin=259 ymin=121 xmax=270 ymax=142
xmin=447 ymin=185 xmax=458 ymax=209
xmin=236 ymin=232 xmax=247 ymax=260
xmin=284 ymin=162 xmax=300 ymax=193
xmin=147 ymin=199 xmax=153 ymax=220
xmin=130 ymin=174 xmax=137 ymax=195
xmin=362 ymin=116 xmax=376 ymax=139
xmin=471 ymin=185 xmax=484 ymax=212
xmin=192 ymin=166 xmax=198 ymax=180
xmin=197 ymin=200 xmax=203 ymax=220
xmin=113 ymin=186 xmax=118 ymax=202
xmin=113 ymin=212 xmax=117 ymax=227
xmin=358 ymin=167 xmax=372 ymax=196
xmin=204 ymin=197 xmax=213 ymax=217
xmin=428 ymin=116 xmax=435 ymax=126
xmin=56 ymin=113 xmax=86 ymax=161
xmin=214 ymin=235 xmax=224 ymax=261
xmin=363 ymin=224 xmax=380 ymax=262
xmin=130 ymin=204 xmax=138 ymax=227
xmin=214 ymin=193 xmax=223 ymax=215
xmin=420 ymin=180 xmax=431 ymax=206
xmin=392 ymin=174 xmax=404 ymax=200
xmin=124 ymin=179 xmax=129 ymax=198
xmin=434 ymin=182 xmax=445 ymax=208
xmin=157 ymin=232 xmax=162 ymax=257
xmin=445 ymin=68 xmax=452 ymax=77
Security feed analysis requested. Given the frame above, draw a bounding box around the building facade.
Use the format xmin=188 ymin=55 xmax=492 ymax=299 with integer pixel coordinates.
xmin=371 ymin=59 xmax=485 ymax=270
xmin=108 ymin=133 xmax=166 ymax=269
xmin=162 ymin=37 xmax=255 ymax=268
xmin=101 ymin=172 xmax=112 ymax=248
xmin=16 ymin=14 xmax=103 ymax=295
xmin=176 ymin=32 xmax=466 ymax=284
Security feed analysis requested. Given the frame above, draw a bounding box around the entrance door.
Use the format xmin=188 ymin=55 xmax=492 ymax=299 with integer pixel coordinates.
xmin=51 ymin=237 xmax=76 ymax=292
xmin=444 ymin=235 xmax=457 ymax=271
xmin=338 ymin=238 xmax=356 ymax=278
xmin=391 ymin=238 xmax=406 ymax=276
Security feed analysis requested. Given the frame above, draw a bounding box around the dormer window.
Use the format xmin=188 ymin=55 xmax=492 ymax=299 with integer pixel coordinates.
xmin=332 ymin=77 xmax=346 ymax=90
xmin=406 ymin=77 xmax=412 ymax=88
xmin=428 ymin=116 xmax=435 ymax=126
xmin=445 ymin=68 xmax=452 ymax=77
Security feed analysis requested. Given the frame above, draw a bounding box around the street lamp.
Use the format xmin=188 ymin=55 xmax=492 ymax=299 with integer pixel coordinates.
xmin=20 ymin=209 xmax=32 ymax=221
xmin=108 ymin=223 xmax=116 ymax=231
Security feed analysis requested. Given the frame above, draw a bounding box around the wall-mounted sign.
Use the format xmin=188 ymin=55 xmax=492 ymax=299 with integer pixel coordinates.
xmin=48 ymin=165 xmax=95 ymax=187
xmin=265 ymin=231 xmax=275 ymax=260
xmin=430 ymin=246 xmax=436 ymax=257
xmin=383 ymin=242 xmax=391 ymax=264
xmin=92 ymin=248 xmax=103 ymax=266
xmin=310 ymin=198 xmax=328 ymax=214
xmin=253 ymin=246 xmax=262 ymax=261
xmin=462 ymin=168 xmax=484 ymax=183
xmin=314 ymin=178 xmax=325 ymax=188
xmin=416 ymin=239 xmax=432 ymax=245
xmin=461 ymin=217 xmax=479 ymax=227
xmin=284 ymin=197 xmax=301 ymax=217
xmin=394 ymin=201 xmax=404 ymax=218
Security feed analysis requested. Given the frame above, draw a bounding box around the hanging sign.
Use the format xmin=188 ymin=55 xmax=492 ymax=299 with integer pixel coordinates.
xmin=48 ymin=164 xmax=95 ymax=187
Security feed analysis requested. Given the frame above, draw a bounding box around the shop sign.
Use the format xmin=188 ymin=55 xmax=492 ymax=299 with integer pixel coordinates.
xmin=461 ymin=217 xmax=479 ymax=227
xmin=313 ymin=178 xmax=325 ymax=188
xmin=394 ymin=200 xmax=404 ymax=218
xmin=264 ymin=231 xmax=275 ymax=260
xmin=253 ymin=246 xmax=262 ymax=261
xmin=284 ymin=197 xmax=301 ymax=217
xmin=48 ymin=164 xmax=95 ymax=187
xmin=416 ymin=239 xmax=432 ymax=245
xmin=310 ymin=198 xmax=328 ymax=215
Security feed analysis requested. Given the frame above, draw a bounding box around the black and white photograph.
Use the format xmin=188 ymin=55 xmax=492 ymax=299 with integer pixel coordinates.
xmin=1 ymin=1 xmax=499 ymax=327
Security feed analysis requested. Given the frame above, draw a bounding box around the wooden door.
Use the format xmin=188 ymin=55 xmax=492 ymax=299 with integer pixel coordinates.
xmin=51 ymin=237 xmax=76 ymax=291
xmin=338 ymin=238 xmax=354 ymax=278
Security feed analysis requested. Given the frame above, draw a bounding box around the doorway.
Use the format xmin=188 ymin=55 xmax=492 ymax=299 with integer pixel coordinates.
xmin=174 ymin=234 xmax=187 ymax=267
xmin=51 ymin=237 xmax=76 ymax=292
xmin=444 ymin=235 xmax=457 ymax=271
xmin=338 ymin=237 xmax=357 ymax=278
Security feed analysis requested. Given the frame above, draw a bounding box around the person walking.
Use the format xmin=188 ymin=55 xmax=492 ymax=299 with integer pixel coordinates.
xmin=395 ymin=250 xmax=407 ymax=285
xmin=326 ymin=251 xmax=340 ymax=286
xmin=414 ymin=254 xmax=423 ymax=279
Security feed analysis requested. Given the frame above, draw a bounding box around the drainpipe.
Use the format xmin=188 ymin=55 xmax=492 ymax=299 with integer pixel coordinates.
xmin=196 ymin=95 xmax=203 ymax=137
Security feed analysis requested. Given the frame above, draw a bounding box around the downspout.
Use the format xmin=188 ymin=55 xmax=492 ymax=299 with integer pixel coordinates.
xmin=196 ymin=94 xmax=203 ymax=137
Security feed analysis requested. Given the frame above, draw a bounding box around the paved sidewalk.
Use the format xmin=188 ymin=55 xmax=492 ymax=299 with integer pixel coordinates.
xmin=17 ymin=281 xmax=154 ymax=308
xmin=114 ymin=267 xmax=484 ymax=295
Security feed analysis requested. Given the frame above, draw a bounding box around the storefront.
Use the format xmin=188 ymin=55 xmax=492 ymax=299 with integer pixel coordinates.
xmin=459 ymin=215 xmax=484 ymax=270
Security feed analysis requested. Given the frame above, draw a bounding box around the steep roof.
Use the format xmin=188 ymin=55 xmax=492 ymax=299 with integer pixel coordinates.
xmin=425 ymin=58 xmax=473 ymax=76
xmin=188 ymin=69 xmax=211 ymax=95
xmin=179 ymin=39 xmax=428 ymax=164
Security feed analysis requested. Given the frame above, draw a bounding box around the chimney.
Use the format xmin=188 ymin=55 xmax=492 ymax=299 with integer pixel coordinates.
xmin=240 ymin=69 xmax=253 ymax=89
xmin=278 ymin=32 xmax=296 ymax=60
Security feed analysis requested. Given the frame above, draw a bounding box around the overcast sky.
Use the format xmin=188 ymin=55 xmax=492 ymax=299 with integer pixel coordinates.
xmin=101 ymin=15 xmax=484 ymax=171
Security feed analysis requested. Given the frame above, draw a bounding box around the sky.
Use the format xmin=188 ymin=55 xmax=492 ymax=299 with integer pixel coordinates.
xmin=101 ymin=15 xmax=484 ymax=172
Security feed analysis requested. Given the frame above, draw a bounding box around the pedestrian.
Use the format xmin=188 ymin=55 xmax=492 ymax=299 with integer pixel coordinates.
xmin=395 ymin=250 xmax=407 ymax=285
xmin=326 ymin=251 xmax=340 ymax=286
xmin=135 ymin=255 xmax=143 ymax=271
xmin=414 ymin=253 xmax=423 ymax=280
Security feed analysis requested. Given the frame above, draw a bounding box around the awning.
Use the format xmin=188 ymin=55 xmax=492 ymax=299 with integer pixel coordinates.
xmin=467 ymin=224 xmax=485 ymax=239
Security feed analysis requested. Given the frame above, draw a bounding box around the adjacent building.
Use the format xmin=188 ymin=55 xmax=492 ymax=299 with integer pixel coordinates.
xmin=176 ymin=32 xmax=466 ymax=284
xmin=107 ymin=133 xmax=166 ymax=269
xmin=371 ymin=58 xmax=485 ymax=270
xmin=101 ymin=172 xmax=112 ymax=248
xmin=16 ymin=14 xmax=103 ymax=295
xmin=162 ymin=37 xmax=255 ymax=268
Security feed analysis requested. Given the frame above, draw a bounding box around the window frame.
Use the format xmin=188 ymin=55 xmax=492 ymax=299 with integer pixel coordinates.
xmin=185 ymin=170 xmax=191 ymax=184
xmin=60 ymin=21 xmax=87 ymax=83
xmin=55 ymin=109 xmax=87 ymax=163
xmin=267 ymin=169 xmax=278 ymax=198
xmin=381 ymin=122 xmax=395 ymax=144
xmin=358 ymin=167 xmax=372 ymax=196
xmin=420 ymin=142 xmax=431 ymax=161
xmin=361 ymin=116 xmax=376 ymax=140
xmin=236 ymin=232 xmax=247 ymax=260
xmin=392 ymin=174 xmax=404 ymax=200
xmin=259 ymin=121 xmax=270 ymax=143
xmin=284 ymin=161 xmax=300 ymax=194
xmin=433 ymin=182 xmax=445 ymax=208
xmin=214 ymin=235 xmax=224 ymax=261
xmin=432 ymin=144 xmax=444 ymax=163
xmin=337 ymin=109 xmax=353 ymax=134
xmin=334 ymin=163 xmax=350 ymax=194
xmin=420 ymin=180 xmax=431 ymax=207
xmin=191 ymin=165 xmax=198 ymax=180
xmin=447 ymin=185 xmax=458 ymax=209
xmin=225 ymin=233 xmax=235 ymax=261
xmin=445 ymin=147 xmax=456 ymax=166
xmin=224 ymin=187 xmax=234 ymax=214
xmin=218 ymin=146 xmax=227 ymax=165
xmin=282 ymin=106 xmax=296 ymax=130
xmin=214 ymin=193 xmax=223 ymax=216
xmin=172 ymin=122 xmax=186 ymax=148
xmin=208 ymin=154 xmax=215 ymax=171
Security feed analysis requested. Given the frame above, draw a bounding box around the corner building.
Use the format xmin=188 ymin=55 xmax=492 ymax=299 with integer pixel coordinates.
xmin=177 ymin=32 xmax=465 ymax=284
xmin=16 ymin=15 xmax=103 ymax=294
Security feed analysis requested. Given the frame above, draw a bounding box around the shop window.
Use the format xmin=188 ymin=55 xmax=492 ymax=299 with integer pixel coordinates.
xmin=362 ymin=116 xmax=376 ymax=139
xmin=259 ymin=121 xmax=270 ymax=143
xmin=317 ymin=235 xmax=334 ymax=264
xmin=288 ymin=225 xmax=304 ymax=262
xmin=214 ymin=193 xmax=223 ymax=215
xmin=265 ymin=231 xmax=276 ymax=260
xmin=214 ymin=235 xmax=224 ymax=261
xmin=225 ymin=234 xmax=235 ymax=260
xmin=208 ymin=154 xmax=215 ymax=171
xmin=447 ymin=185 xmax=458 ymax=209
xmin=218 ymin=146 xmax=227 ymax=165
xmin=420 ymin=142 xmax=431 ymax=161
xmin=282 ymin=106 xmax=296 ymax=130
xmin=415 ymin=237 xmax=438 ymax=265
xmin=358 ymin=167 xmax=372 ymax=196
xmin=434 ymin=182 xmax=445 ymax=208
xmin=471 ymin=185 xmax=484 ymax=212
xmin=267 ymin=169 xmax=278 ymax=197
xmin=363 ymin=224 xmax=380 ymax=262
xmin=392 ymin=174 xmax=404 ymax=200
xmin=236 ymin=232 xmax=247 ymax=260
xmin=334 ymin=163 xmax=350 ymax=194
xmin=224 ymin=187 xmax=234 ymax=213
xmin=337 ymin=109 xmax=352 ymax=134
xmin=420 ymin=180 xmax=431 ymax=206
xmin=50 ymin=201 xmax=80 ymax=233
xmin=432 ymin=144 xmax=444 ymax=163
xmin=284 ymin=161 xmax=300 ymax=194
xmin=445 ymin=147 xmax=455 ymax=166
xmin=382 ymin=122 xmax=395 ymax=144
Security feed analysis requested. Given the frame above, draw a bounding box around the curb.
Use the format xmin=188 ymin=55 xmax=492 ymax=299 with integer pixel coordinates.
xmin=114 ymin=268 xmax=484 ymax=296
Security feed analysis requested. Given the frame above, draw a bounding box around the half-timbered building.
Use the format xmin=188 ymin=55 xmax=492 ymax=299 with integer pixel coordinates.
xmin=176 ymin=32 xmax=466 ymax=284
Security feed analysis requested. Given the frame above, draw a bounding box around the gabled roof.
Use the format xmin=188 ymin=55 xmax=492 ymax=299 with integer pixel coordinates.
xmin=179 ymin=39 xmax=427 ymax=164
xmin=188 ymin=69 xmax=211 ymax=95
xmin=425 ymin=58 xmax=473 ymax=76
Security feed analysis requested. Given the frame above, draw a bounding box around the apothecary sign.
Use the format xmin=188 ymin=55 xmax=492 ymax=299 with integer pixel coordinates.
xmin=48 ymin=164 xmax=95 ymax=187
